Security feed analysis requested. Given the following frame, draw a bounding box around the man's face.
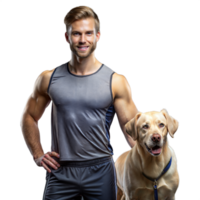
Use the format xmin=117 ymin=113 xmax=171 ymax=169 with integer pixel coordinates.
xmin=65 ymin=18 xmax=100 ymax=58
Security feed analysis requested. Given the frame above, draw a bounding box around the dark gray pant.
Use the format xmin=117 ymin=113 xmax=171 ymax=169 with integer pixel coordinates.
xmin=43 ymin=156 xmax=117 ymax=200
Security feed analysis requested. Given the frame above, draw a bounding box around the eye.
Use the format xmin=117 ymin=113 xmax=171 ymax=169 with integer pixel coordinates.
xmin=159 ymin=123 xmax=165 ymax=128
xmin=86 ymin=31 xmax=93 ymax=35
xmin=73 ymin=32 xmax=80 ymax=36
xmin=142 ymin=124 xmax=149 ymax=129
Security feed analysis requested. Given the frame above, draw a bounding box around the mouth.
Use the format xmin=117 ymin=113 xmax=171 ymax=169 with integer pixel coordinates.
xmin=145 ymin=143 xmax=162 ymax=156
xmin=77 ymin=46 xmax=89 ymax=51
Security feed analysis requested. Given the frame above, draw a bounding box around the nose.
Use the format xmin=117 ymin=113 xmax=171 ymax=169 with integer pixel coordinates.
xmin=151 ymin=134 xmax=161 ymax=143
xmin=79 ymin=34 xmax=86 ymax=44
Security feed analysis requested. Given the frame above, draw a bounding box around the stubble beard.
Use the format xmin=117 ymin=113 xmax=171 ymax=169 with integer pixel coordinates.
xmin=70 ymin=42 xmax=97 ymax=58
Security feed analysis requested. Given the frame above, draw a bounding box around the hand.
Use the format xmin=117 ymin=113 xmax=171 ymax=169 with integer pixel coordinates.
xmin=34 ymin=151 xmax=60 ymax=173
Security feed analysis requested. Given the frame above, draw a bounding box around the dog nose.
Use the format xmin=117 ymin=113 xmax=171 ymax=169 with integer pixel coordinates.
xmin=152 ymin=134 xmax=161 ymax=143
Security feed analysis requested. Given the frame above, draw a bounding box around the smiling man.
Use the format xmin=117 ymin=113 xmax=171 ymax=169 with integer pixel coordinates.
xmin=21 ymin=6 xmax=138 ymax=200
xmin=68 ymin=18 xmax=97 ymax=58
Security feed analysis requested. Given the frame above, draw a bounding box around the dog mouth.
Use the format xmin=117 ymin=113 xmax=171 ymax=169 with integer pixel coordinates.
xmin=145 ymin=143 xmax=162 ymax=156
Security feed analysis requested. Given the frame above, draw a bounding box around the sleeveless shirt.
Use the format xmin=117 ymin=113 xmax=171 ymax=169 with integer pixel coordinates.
xmin=48 ymin=62 xmax=115 ymax=161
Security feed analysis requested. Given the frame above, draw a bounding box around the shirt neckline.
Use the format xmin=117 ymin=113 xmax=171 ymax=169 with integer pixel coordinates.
xmin=67 ymin=62 xmax=104 ymax=77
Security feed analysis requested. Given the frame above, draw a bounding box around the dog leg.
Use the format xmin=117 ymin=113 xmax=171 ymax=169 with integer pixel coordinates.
xmin=120 ymin=194 xmax=125 ymax=200
xmin=117 ymin=186 xmax=124 ymax=200
xmin=166 ymin=196 xmax=175 ymax=200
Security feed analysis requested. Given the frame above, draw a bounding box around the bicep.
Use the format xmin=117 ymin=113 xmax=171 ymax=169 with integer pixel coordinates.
xmin=113 ymin=74 xmax=138 ymax=128
xmin=114 ymin=95 xmax=138 ymax=129
xmin=24 ymin=95 xmax=50 ymax=122
xmin=22 ymin=71 xmax=52 ymax=122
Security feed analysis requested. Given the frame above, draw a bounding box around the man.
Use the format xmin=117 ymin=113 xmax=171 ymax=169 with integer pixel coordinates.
xmin=21 ymin=6 xmax=138 ymax=200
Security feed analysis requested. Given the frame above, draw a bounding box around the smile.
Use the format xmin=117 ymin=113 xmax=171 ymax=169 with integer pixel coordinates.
xmin=145 ymin=143 xmax=162 ymax=156
xmin=77 ymin=46 xmax=89 ymax=51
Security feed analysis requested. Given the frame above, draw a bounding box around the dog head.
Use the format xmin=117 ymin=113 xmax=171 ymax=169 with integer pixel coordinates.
xmin=125 ymin=109 xmax=178 ymax=156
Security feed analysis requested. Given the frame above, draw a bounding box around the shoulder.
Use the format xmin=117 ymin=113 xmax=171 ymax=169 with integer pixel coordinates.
xmin=112 ymin=73 xmax=131 ymax=99
xmin=34 ymin=68 xmax=55 ymax=95
xmin=112 ymin=73 xmax=127 ymax=83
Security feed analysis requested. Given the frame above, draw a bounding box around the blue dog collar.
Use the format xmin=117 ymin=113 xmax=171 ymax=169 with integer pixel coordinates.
xmin=142 ymin=157 xmax=172 ymax=200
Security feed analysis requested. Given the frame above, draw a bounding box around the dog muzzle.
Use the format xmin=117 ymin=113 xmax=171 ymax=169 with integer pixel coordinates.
xmin=145 ymin=143 xmax=162 ymax=156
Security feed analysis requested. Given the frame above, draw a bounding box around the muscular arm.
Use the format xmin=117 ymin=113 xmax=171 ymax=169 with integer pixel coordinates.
xmin=112 ymin=73 xmax=138 ymax=148
xmin=20 ymin=70 xmax=53 ymax=159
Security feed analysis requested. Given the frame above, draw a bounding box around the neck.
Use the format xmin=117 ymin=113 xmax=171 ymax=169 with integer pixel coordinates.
xmin=69 ymin=52 xmax=102 ymax=75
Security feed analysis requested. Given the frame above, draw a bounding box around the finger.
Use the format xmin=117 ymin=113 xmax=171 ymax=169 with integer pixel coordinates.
xmin=41 ymin=161 xmax=51 ymax=173
xmin=42 ymin=155 xmax=58 ymax=169
xmin=47 ymin=152 xmax=60 ymax=166
xmin=52 ymin=151 xmax=60 ymax=158
xmin=49 ymin=158 xmax=60 ymax=169
xmin=47 ymin=155 xmax=60 ymax=167
xmin=53 ymin=159 xmax=60 ymax=167
xmin=47 ymin=151 xmax=51 ymax=156
xmin=42 ymin=157 xmax=58 ymax=170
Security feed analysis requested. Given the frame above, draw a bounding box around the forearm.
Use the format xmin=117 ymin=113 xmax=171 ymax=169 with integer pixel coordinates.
xmin=122 ymin=126 xmax=136 ymax=148
xmin=21 ymin=113 xmax=44 ymax=159
xmin=125 ymin=134 xmax=136 ymax=148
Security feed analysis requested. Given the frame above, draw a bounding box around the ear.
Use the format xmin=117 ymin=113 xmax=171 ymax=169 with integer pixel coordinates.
xmin=96 ymin=31 xmax=100 ymax=42
xmin=161 ymin=109 xmax=179 ymax=138
xmin=125 ymin=113 xmax=142 ymax=141
xmin=63 ymin=31 xmax=69 ymax=44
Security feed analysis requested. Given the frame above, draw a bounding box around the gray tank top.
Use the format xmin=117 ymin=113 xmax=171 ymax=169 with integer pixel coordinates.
xmin=48 ymin=62 xmax=115 ymax=161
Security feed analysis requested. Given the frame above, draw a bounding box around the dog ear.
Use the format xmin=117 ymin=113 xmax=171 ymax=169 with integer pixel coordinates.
xmin=125 ymin=113 xmax=142 ymax=141
xmin=161 ymin=109 xmax=179 ymax=138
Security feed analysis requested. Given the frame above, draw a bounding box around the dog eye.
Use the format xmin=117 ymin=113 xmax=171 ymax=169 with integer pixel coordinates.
xmin=142 ymin=125 xmax=149 ymax=129
xmin=159 ymin=123 xmax=165 ymax=127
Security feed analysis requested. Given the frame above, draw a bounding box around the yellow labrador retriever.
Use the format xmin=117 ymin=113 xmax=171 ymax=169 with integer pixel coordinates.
xmin=115 ymin=109 xmax=179 ymax=200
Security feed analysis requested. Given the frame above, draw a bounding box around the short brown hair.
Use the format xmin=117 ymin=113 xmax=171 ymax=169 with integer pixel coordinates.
xmin=64 ymin=6 xmax=100 ymax=32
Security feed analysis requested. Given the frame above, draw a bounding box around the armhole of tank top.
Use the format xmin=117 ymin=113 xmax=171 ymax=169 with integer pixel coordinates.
xmin=110 ymin=72 xmax=115 ymax=103
xmin=47 ymin=67 xmax=58 ymax=94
